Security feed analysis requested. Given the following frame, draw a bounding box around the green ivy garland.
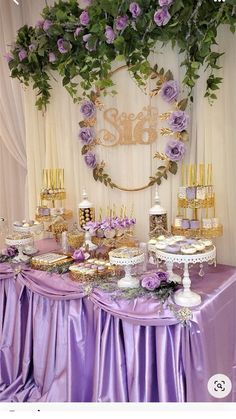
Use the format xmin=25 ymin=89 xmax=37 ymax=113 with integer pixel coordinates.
xmin=5 ymin=0 xmax=236 ymax=111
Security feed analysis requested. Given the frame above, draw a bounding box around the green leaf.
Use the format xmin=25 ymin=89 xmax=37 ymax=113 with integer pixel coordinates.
xmin=169 ymin=161 xmax=178 ymax=175
xmin=164 ymin=70 xmax=173 ymax=81
xmin=177 ymin=98 xmax=188 ymax=111
xmin=81 ymin=145 xmax=89 ymax=155
xmin=93 ymin=169 xmax=99 ymax=181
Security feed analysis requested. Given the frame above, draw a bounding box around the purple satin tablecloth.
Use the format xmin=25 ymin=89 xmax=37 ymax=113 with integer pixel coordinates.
xmin=0 ymin=240 xmax=236 ymax=402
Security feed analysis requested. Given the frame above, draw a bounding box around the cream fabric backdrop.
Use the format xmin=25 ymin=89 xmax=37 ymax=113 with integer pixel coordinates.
xmin=1 ymin=1 xmax=236 ymax=265
xmin=0 ymin=0 xmax=28 ymax=223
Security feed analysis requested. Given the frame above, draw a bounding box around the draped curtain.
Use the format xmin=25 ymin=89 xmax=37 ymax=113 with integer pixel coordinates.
xmin=1 ymin=1 xmax=236 ymax=265
xmin=0 ymin=0 xmax=27 ymax=224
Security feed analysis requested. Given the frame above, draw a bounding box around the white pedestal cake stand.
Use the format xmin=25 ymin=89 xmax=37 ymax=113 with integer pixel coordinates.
xmin=109 ymin=252 xmax=145 ymax=288
xmin=13 ymin=223 xmax=44 ymax=254
xmin=5 ymin=236 xmax=34 ymax=262
xmin=156 ymin=246 xmax=216 ymax=307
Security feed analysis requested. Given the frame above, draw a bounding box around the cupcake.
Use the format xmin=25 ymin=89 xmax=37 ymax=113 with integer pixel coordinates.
xmin=156 ymin=242 xmax=167 ymax=250
xmin=181 ymin=245 xmax=197 ymax=254
xmin=165 ymin=244 xmax=180 ymax=253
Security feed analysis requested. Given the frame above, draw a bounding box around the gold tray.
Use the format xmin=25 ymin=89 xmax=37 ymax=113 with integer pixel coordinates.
xmin=178 ymin=197 xmax=215 ymax=209
xmin=92 ymin=235 xmax=139 ymax=249
xmin=171 ymin=225 xmax=223 ymax=238
xmin=35 ymin=209 xmax=73 ymax=222
xmin=40 ymin=191 xmax=66 ymax=201
xmin=69 ymin=264 xmax=122 ymax=283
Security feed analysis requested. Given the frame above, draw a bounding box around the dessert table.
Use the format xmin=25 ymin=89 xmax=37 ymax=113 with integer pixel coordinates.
xmin=0 ymin=239 xmax=236 ymax=403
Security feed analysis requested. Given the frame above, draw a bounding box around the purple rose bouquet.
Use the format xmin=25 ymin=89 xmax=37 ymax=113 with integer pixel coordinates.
xmin=2 ymin=246 xmax=18 ymax=258
xmin=141 ymin=270 xmax=169 ymax=291
xmin=168 ymin=110 xmax=189 ymax=132
xmin=165 ymin=139 xmax=186 ymax=162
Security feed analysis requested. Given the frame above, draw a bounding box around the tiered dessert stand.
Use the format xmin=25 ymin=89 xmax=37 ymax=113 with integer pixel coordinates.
xmin=36 ymin=169 xmax=73 ymax=238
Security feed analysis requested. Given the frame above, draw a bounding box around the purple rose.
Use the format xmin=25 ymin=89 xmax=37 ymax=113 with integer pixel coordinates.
xmin=78 ymin=127 xmax=95 ymax=144
xmin=4 ymin=52 xmax=13 ymax=63
xmin=115 ymin=15 xmax=129 ymax=31
xmin=72 ymin=249 xmax=85 ymax=261
xmin=74 ymin=26 xmax=83 ymax=37
xmin=18 ymin=49 xmax=27 ymax=61
xmin=82 ymin=33 xmax=96 ymax=51
xmin=129 ymin=2 xmax=141 ymax=18
xmin=48 ymin=52 xmax=56 ymax=62
xmin=35 ymin=20 xmax=44 ymax=29
xmin=154 ymin=8 xmax=171 ymax=26
xmin=29 ymin=44 xmax=36 ymax=52
xmin=165 ymin=140 xmax=186 ymax=162
xmin=84 ymin=152 xmax=97 ymax=168
xmin=80 ymin=100 xmax=96 ymax=119
xmin=141 ymin=273 xmax=161 ymax=291
xmin=80 ymin=10 xmax=90 ymax=26
xmin=43 ymin=19 xmax=52 ymax=31
xmin=2 ymin=246 xmax=18 ymax=257
xmin=105 ymin=26 xmax=115 ymax=44
xmin=160 ymin=80 xmax=179 ymax=103
xmin=158 ymin=0 xmax=173 ymax=6
xmin=156 ymin=270 xmax=169 ymax=282
xmin=57 ymin=38 xmax=71 ymax=54
xmin=168 ymin=110 xmax=189 ymax=132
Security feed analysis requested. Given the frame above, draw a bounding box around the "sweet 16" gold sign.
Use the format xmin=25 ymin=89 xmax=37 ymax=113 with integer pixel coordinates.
xmin=97 ymin=105 xmax=158 ymax=146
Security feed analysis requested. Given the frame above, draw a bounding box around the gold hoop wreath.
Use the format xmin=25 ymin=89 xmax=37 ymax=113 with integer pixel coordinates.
xmin=78 ymin=65 xmax=189 ymax=192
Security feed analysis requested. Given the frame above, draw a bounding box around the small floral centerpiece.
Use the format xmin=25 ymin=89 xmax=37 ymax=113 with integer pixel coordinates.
xmin=141 ymin=269 xmax=169 ymax=290
xmin=0 ymin=246 xmax=18 ymax=263
xmin=139 ymin=269 xmax=176 ymax=301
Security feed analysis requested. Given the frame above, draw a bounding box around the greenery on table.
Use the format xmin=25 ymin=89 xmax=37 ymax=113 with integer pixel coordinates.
xmin=98 ymin=278 xmax=177 ymax=302
xmin=6 ymin=0 xmax=236 ymax=110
